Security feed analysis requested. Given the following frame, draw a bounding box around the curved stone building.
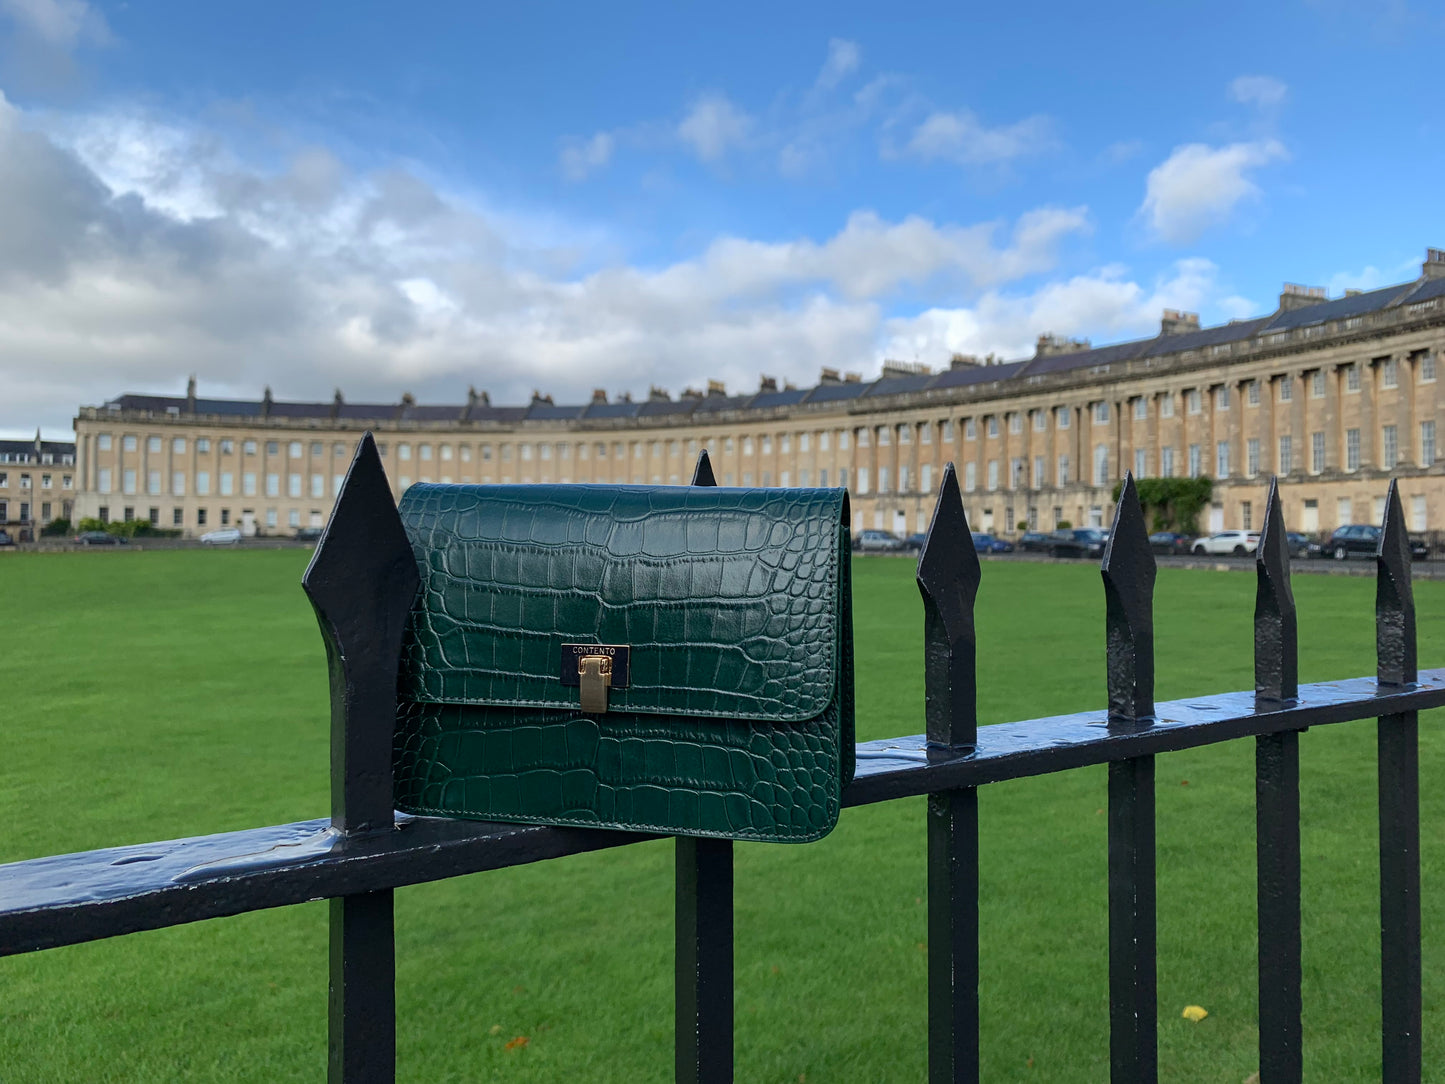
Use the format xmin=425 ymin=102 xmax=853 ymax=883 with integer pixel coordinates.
xmin=73 ymin=249 xmax=1445 ymax=540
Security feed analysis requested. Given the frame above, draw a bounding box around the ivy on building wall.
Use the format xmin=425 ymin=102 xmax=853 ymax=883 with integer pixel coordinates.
xmin=1109 ymin=477 xmax=1214 ymax=535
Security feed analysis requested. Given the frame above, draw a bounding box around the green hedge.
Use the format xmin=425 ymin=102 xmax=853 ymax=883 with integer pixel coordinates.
xmin=1109 ymin=476 xmax=1213 ymax=535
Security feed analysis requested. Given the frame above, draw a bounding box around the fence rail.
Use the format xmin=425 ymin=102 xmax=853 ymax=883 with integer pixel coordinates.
xmin=0 ymin=441 xmax=1431 ymax=1084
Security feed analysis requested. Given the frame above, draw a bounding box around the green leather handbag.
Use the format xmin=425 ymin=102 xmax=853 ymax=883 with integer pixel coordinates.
xmin=391 ymin=483 xmax=854 ymax=843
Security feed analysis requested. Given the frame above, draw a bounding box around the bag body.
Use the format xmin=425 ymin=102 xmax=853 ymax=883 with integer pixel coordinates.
xmin=392 ymin=483 xmax=854 ymax=843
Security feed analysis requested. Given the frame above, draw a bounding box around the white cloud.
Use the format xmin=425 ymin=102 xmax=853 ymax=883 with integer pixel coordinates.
xmin=0 ymin=0 xmax=108 ymax=47
xmin=904 ymin=108 xmax=1056 ymax=166
xmin=1229 ymin=75 xmax=1288 ymax=109
xmin=677 ymin=94 xmax=751 ymax=162
xmin=1138 ymin=139 xmax=1287 ymax=244
xmin=816 ymin=38 xmax=860 ymax=90
xmin=559 ymin=131 xmax=614 ymax=182
xmin=0 ymin=94 xmax=1100 ymax=436
xmin=881 ymin=258 xmax=1253 ymax=362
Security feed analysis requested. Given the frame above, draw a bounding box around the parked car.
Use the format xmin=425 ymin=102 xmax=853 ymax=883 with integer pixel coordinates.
xmin=1148 ymin=531 xmax=1193 ymax=556
xmin=0 ymin=529 xmax=12 ymax=547
xmin=853 ymin=529 xmax=905 ymax=554
xmin=1018 ymin=531 xmax=1052 ymax=553
xmin=1322 ymin=524 xmax=1380 ymax=560
xmin=1191 ymin=530 xmax=1260 ymax=556
xmin=294 ymin=527 xmax=324 ymax=542
xmin=1284 ymin=532 xmax=1312 ymax=558
xmin=75 ymin=531 xmax=122 ymax=546
xmin=971 ymin=532 xmax=1015 ymax=554
xmin=200 ymin=527 xmax=243 ymax=546
xmin=1410 ymin=535 xmax=1431 ymax=560
xmin=1049 ymin=528 xmax=1109 ymax=559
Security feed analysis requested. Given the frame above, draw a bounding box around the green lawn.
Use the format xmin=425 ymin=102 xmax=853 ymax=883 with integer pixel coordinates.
xmin=1 ymin=550 xmax=1442 ymax=1081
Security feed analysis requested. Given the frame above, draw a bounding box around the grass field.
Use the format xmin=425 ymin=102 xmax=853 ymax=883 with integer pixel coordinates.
xmin=2 ymin=549 xmax=1443 ymax=1082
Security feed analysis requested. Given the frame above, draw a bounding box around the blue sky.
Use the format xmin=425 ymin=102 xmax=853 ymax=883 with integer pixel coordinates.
xmin=1 ymin=0 xmax=1442 ymax=438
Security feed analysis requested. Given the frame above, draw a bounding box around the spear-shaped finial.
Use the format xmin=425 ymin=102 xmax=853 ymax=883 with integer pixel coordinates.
xmin=1254 ymin=477 xmax=1298 ymax=704
xmin=691 ymin=450 xmax=717 ymax=487
xmin=916 ymin=463 xmax=981 ymax=751
xmin=1376 ymin=479 xmax=1417 ymax=687
xmin=302 ymin=433 xmax=420 ymax=832
xmin=1101 ymin=473 xmax=1157 ymax=724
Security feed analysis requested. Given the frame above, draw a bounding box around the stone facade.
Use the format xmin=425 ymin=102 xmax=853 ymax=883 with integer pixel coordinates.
xmin=0 ymin=434 xmax=77 ymax=536
xmin=71 ymin=250 xmax=1445 ymax=540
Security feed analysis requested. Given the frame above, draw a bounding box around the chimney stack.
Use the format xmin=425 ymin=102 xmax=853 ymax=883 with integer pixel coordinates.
xmin=185 ymin=375 xmax=197 ymax=413
xmin=591 ymin=388 xmax=608 ymax=403
xmin=1035 ymin=333 xmax=1091 ymax=357
xmin=759 ymin=375 xmax=778 ymax=392
xmin=262 ymin=386 xmax=273 ymax=416
xmin=1424 ymin=248 xmax=1445 ymax=280
xmin=1278 ymin=283 xmax=1327 ymax=312
xmin=818 ymin=367 xmax=841 ymax=384
xmin=706 ymin=379 xmax=727 ymax=397
xmin=1159 ymin=309 xmax=1200 ymax=336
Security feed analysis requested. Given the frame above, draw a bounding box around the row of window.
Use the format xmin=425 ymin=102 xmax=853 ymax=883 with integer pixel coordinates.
xmin=0 ymin=500 xmax=72 ymax=523
xmin=93 ymin=506 xmax=325 ymax=530
xmin=94 ymin=469 xmax=344 ymax=499
xmin=94 ymin=435 xmax=351 ymax=459
xmin=942 ymin=421 xmax=1441 ymax=494
xmin=0 ymin=472 xmax=73 ymax=490
xmin=0 ymin=452 xmax=74 ymax=465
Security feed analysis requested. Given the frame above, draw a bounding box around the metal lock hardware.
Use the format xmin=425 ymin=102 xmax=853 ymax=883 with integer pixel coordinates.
xmin=577 ymin=654 xmax=613 ymax=714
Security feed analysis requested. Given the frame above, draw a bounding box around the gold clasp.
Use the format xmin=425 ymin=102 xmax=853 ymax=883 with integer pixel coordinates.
xmin=577 ymin=654 xmax=613 ymax=714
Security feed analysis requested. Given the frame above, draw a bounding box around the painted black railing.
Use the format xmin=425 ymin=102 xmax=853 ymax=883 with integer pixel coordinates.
xmin=0 ymin=437 xmax=1434 ymax=1084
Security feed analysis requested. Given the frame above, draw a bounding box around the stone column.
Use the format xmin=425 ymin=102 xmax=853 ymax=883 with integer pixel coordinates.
xmin=1230 ymin=379 xmax=1246 ymax=482
xmin=1330 ymin=365 xmax=1345 ymax=472
xmin=1259 ymin=375 xmax=1274 ymax=478
xmin=1359 ymin=360 xmax=1376 ymax=471
xmin=1398 ymin=354 xmax=1415 ymax=468
xmin=973 ymin=414 xmax=986 ymax=502
xmin=1290 ymin=370 xmax=1307 ymax=477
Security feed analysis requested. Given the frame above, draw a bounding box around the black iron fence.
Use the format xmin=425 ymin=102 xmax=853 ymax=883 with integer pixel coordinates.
xmin=0 ymin=439 xmax=1434 ymax=1083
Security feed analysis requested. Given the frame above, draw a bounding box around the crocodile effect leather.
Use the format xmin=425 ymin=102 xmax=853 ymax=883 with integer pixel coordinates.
xmin=391 ymin=483 xmax=853 ymax=842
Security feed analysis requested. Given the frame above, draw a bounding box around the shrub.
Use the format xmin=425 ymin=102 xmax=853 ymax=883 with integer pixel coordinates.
xmin=41 ymin=518 xmax=72 ymax=537
xmin=1016 ymin=520 xmax=1029 ymax=531
xmin=1110 ymin=477 xmax=1213 ymax=535
xmin=1057 ymin=519 xmax=1072 ymax=529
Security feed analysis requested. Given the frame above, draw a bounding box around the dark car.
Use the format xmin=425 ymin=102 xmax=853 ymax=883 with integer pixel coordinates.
xmin=1050 ymin=528 xmax=1109 ymax=559
xmin=75 ymin=531 xmax=122 ymax=546
xmin=853 ymin=529 xmax=905 ymax=554
xmin=1148 ymin=531 xmax=1192 ymax=556
xmin=1324 ymin=524 xmax=1382 ymax=559
xmin=1410 ymin=535 xmax=1431 ymax=560
xmin=1284 ymin=532 xmax=1311 ymax=558
xmin=971 ymin=532 xmax=1015 ymax=554
xmin=1018 ymin=531 xmax=1052 ymax=553
xmin=900 ymin=532 xmax=928 ymax=553
xmin=294 ymin=527 xmax=324 ymax=542
xmin=0 ymin=529 xmax=12 ymax=547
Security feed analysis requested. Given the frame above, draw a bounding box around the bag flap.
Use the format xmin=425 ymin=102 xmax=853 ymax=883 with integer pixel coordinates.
xmin=397 ymin=483 xmax=847 ymax=723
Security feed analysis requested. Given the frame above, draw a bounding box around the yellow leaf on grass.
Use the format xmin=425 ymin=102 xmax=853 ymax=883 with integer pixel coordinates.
xmin=505 ymin=1035 xmax=530 ymax=1050
xmin=1181 ymin=1005 xmax=1208 ymax=1022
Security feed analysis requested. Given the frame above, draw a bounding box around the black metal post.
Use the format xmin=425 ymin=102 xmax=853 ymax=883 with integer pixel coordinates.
xmin=302 ymin=433 xmax=420 ymax=1084
xmin=675 ymin=450 xmax=734 ymax=1084
xmin=1375 ymin=480 xmax=1420 ymax=1084
xmin=1101 ymin=474 xmax=1158 ymax=1083
xmin=1254 ymin=478 xmax=1302 ymax=1083
xmin=917 ymin=463 xmax=981 ymax=1083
